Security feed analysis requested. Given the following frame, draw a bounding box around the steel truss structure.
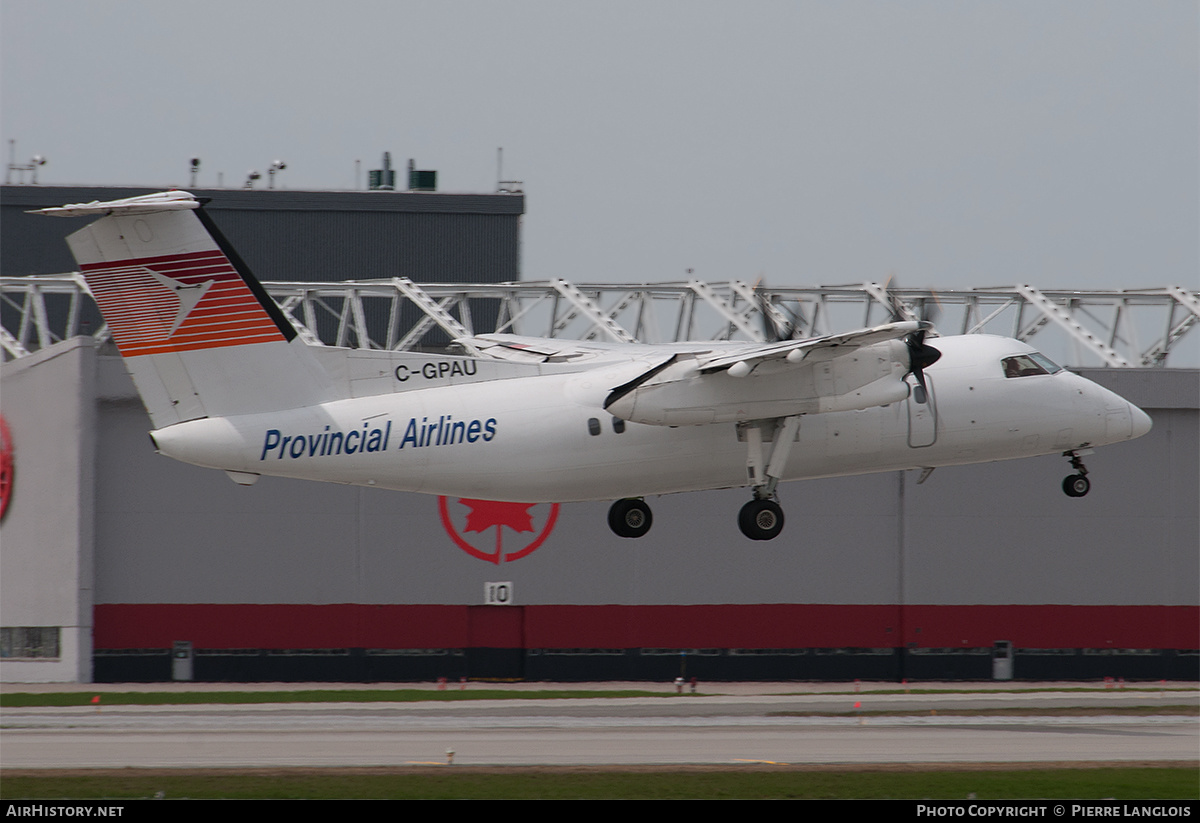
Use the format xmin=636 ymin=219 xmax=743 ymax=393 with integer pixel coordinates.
xmin=3 ymin=274 xmax=1198 ymax=368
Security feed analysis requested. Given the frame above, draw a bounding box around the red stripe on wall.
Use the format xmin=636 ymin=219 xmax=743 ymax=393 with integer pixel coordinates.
xmin=93 ymin=604 xmax=468 ymax=649
xmin=902 ymin=605 xmax=1198 ymax=649
xmin=526 ymin=605 xmax=904 ymax=648
xmin=93 ymin=604 xmax=1199 ymax=650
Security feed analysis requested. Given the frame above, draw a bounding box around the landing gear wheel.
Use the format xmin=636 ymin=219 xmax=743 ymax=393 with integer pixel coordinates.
xmin=608 ymin=498 xmax=652 ymax=538
xmin=1061 ymin=450 xmax=1091 ymax=498
xmin=738 ymin=499 xmax=785 ymax=541
xmin=1062 ymin=474 xmax=1090 ymax=498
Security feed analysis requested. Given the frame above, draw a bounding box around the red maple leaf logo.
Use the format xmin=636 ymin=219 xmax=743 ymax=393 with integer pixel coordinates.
xmin=439 ymin=497 xmax=560 ymax=564
xmin=460 ymin=499 xmax=536 ymax=533
xmin=0 ymin=416 xmax=12 ymax=522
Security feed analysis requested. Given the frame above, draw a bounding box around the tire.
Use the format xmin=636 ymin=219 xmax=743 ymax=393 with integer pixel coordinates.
xmin=738 ymin=499 xmax=785 ymax=541
xmin=608 ymin=498 xmax=652 ymax=538
xmin=1062 ymin=474 xmax=1090 ymax=498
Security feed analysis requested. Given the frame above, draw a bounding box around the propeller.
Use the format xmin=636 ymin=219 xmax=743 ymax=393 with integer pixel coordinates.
xmin=882 ymin=277 xmax=942 ymax=404
xmin=906 ymin=321 xmax=942 ymax=404
xmin=752 ymin=278 xmax=798 ymax=343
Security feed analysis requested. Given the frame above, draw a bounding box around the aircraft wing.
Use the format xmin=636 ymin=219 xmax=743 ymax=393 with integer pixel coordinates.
xmin=466 ymin=324 xmax=932 ymax=426
xmin=696 ymin=320 xmax=926 ymax=376
xmin=604 ymin=321 xmax=930 ymax=426
xmin=460 ymin=333 xmax=735 ymax=364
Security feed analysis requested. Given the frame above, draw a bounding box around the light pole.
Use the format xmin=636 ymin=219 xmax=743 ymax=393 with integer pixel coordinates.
xmin=268 ymin=160 xmax=287 ymax=189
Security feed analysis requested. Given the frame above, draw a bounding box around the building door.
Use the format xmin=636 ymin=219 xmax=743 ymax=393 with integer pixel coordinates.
xmin=466 ymin=605 xmax=525 ymax=680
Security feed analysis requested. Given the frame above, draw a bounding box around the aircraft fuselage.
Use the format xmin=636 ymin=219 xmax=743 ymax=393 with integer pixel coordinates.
xmin=150 ymin=334 xmax=1149 ymax=503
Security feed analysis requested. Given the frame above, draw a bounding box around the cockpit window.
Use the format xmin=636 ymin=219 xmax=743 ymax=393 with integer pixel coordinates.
xmin=1029 ymin=352 xmax=1063 ymax=373
xmin=1002 ymin=352 xmax=1063 ymax=378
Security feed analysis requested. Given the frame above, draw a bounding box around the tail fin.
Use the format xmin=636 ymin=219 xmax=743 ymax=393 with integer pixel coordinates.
xmin=35 ymin=191 xmax=332 ymax=426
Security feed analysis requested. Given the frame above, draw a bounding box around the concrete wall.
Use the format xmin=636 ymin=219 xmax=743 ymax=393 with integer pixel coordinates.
xmin=0 ymin=339 xmax=95 ymax=681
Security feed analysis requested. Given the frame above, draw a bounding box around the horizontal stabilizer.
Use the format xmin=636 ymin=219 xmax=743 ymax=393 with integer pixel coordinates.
xmin=29 ymin=190 xmax=201 ymax=217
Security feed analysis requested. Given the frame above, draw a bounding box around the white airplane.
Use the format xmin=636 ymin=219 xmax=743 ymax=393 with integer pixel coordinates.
xmin=35 ymin=191 xmax=1152 ymax=540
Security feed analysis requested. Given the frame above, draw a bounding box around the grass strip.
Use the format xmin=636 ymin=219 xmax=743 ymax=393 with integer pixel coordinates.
xmin=767 ymin=705 xmax=1198 ymax=718
xmin=2 ymin=765 xmax=1196 ymax=800
xmin=5 ymin=685 xmax=1195 ymax=709
xmin=843 ymin=687 xmax=1197 ymax=696
xmin=0 ymin=689 xmax=670 ymax=708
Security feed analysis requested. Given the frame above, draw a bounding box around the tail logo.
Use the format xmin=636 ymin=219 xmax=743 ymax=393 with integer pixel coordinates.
xmin=144 ymin=268 xmax=214 ymax=336
xmin=81 ymin=250 xmax=285 ymax=356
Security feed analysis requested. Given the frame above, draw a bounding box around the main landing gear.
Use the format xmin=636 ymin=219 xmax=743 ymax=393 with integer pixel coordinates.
xmin=606 ymin=494 xmax=786 ymax=540
xmin=608 ymin=498 xmax=653 ymax=538
xmin=606 ymin=415 xmax=801 ymax=541
xmin=737 ymin=415 xmax=798 ymax=541
xmin=1062 ymin=449 xmax=1092 ymax=498
xmin=738 ymin=496 xmax=784 ymax=541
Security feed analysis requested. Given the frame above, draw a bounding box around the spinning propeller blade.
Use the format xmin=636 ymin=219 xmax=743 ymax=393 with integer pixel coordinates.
xmin=882 ymin=277 xmax=942 ymax=404
xmin=752 ymin=278 xmax=797 ymax=343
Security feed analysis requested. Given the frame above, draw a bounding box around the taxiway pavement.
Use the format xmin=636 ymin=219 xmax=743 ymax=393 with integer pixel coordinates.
xmin=2 ymin=683 xmax=1195 ymax=768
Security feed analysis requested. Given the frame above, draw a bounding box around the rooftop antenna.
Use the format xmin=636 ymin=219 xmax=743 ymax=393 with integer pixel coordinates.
xmin=6 ymin=140 xmax=47 ymax=184
xmin=368 ymin=152 xmax=395 ymax=190
xmin=189 ymin=157 xmax=201 ymax=188
xmin=496 ymin=146 xmax=522 ymax=194
xmin=268 ymin=159 xmax=287 ymax=189
xmin=243 ymin=169 xmax=261 ymax=189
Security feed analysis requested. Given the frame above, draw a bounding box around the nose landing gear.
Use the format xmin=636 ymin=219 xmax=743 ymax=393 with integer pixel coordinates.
xmin=1062 ymin=449 xmax=1093 ymax=498
xmin=1063 ymin=474 xmax=1090 ymax=497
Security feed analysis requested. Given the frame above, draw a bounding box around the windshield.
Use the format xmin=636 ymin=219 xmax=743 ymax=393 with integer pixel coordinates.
xmin=1001 ymin=352 xmax=1063 ymax=378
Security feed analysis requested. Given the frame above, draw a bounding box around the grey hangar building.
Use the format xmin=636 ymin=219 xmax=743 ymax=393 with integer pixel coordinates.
xmin=1 ymin=184 xmax=1196 ymax=684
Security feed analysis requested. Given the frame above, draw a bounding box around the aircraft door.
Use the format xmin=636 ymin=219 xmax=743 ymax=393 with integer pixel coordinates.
xmin=905 ymin=375 xmax=938 ymax=448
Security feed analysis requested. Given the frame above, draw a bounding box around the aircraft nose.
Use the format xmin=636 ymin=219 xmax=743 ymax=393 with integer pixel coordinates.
xmin=1129 ymin=402 xmax=1152 ymax=439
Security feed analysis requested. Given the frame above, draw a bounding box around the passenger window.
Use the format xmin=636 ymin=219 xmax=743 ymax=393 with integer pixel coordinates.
xmin=587 ymin=417 xmax=601 ymax=436
xmin=612 ymin=417 xmax=626 ymax=434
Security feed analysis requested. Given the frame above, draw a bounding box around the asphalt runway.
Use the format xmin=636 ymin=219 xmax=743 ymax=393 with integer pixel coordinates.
xmin=3 ymin=685 xmax=1196 ymax=768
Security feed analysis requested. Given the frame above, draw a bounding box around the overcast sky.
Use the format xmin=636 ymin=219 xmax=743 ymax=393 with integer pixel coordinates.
xmin=2 ymin=0 xmax=1196 ymax=290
